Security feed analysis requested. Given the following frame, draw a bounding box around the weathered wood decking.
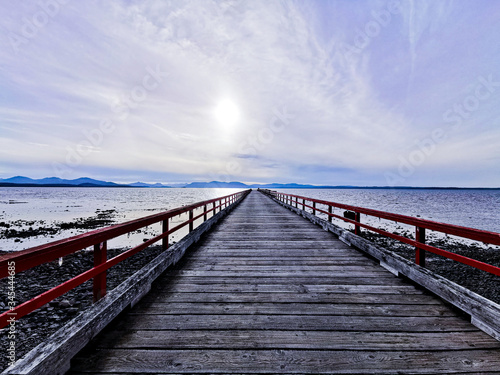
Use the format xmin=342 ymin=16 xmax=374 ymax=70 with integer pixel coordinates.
xmin=69 ymin=191 xmax=500 ymax=374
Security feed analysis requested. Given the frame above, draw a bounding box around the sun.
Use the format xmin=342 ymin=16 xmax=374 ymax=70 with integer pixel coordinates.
xmin=214 ymin=99 xmax=240 ymax=127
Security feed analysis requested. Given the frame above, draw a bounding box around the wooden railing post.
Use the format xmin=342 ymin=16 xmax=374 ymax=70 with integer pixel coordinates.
xmin=313 ymin=202 xmax=316 ymax=215
xmin=295 ymin=196 xmax=298 ymax=208
xmin=189 ymin=210 xmax=194 ymax=232
xmin=354 ymin=212 xmax=361 ymax=235
xmin=162 ymin=219 xmax=169 ymax=250
xmin=203 ymin=205 xmax=207 ymax=221
xmin=93 ymin=241 xmax=107 ymax=303
xmin=328 ymin=205 xmax=333 ymax=223
xmin=302 ymin=198 xmax=305 ymax=210
xmin=416 ymin=226 xmax=426 ymax=267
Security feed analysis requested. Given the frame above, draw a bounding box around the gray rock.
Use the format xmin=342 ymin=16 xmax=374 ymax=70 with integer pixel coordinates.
xmin=59 ymin=300 xmax=72 ymax=308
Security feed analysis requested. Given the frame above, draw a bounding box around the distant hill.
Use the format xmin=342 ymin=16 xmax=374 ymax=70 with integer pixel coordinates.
xmin=184 ymin=181 xmax=249 ymax=188
xmin=129 ymin=182 xmax=171 ymax=188
xmin=0 ymin=176 xmax=127 ymax=187
xmin=250 ymin=182 xmax=321 ymax=189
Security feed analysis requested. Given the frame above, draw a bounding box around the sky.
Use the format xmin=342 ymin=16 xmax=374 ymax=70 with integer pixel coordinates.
xmin=0 ymin=0 xmax=499 ymax=187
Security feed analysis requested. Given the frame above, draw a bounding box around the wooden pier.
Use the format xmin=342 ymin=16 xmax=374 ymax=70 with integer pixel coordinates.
xmin=65 ymin=191 xmax=500 ymax=374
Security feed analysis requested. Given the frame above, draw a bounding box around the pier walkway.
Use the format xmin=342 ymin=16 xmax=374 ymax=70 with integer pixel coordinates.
xmin=68 ymin=191 xmax=500 ymax=374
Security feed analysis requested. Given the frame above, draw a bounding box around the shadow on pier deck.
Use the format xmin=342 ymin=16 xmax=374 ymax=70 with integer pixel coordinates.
xmin=66 ymin=191 xmax=500 ymax=374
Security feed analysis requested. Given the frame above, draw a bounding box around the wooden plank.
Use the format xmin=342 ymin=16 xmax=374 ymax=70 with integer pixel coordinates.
xmin=112 ymin=314 xmax=477 ymax=332
xmin=142 ymin=292 xmax=442 ymax=305
xmin=92 ymin=330 xmax=500 ymax=350
xmin=185 ymin=255 xmax=368 ymax=261
xmin=156 ymin=270 xmax=396 ymax=278
xmin=189 ymin=250 xmax=366 ymax=256
xmin=175 ymin=260 xmax=377 ymax=267
xmin=154 ymin=283 xmax=424 ymax=294
xmin=175 ymin=257 xmax=373 ymax=265
xmin=69 ymin=349 xmax=500 ymax=373
xmin=155 ymin=276 xmax=404 ymax=285
xmin=194 ymin=240 xmax=352 ymax=247
xmin=171 ymin=265 xmax=386 ymax=272
xmin=130 ymin=302 xmax=456 ymax=317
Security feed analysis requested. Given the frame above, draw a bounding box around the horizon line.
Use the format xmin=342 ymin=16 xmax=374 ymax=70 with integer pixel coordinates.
xmin=0 ymin=176 xmax=499 ymax=190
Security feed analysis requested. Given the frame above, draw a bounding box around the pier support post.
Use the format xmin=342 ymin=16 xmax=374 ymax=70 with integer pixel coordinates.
xmin=355 ymin=212 xmax=361 ymax=235
xmin=415 ymin=226 xmax=426 ymax=267
xmin=162 ymin=220 xmax=169 ymax=250
xmin=93 ymin=241 xmax=107 ymax=302
xmin=189 ymin=210 xmax=194 ymax=232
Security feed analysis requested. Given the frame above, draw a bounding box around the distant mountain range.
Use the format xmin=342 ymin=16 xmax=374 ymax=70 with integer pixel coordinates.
xmin=0 ymin=176 xmax=326 ymax=189
xmin=0 ymin=176 xmax=497 ymax=189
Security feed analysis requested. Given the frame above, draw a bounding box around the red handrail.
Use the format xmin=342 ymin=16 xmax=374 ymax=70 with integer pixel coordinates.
xmin=0 ymin=190 xmax=250 ymax=328
xmin=261 ymin=189 xmax=500 ymax=276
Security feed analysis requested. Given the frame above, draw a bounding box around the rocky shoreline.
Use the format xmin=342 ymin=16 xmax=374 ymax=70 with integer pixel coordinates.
xmin=1 ymin=230 xmax=500 ymax=371
xmin=0 ymin=209 xmax=117 ymax=242
xmin=0 ymin=244 xmax=166 ymax=372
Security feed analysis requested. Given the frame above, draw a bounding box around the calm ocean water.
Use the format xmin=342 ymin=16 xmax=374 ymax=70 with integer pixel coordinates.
xmin=0 ymin=187 xmax=499 ymax=252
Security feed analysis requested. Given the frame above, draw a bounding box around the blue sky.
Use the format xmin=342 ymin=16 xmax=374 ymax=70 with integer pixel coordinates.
xmin=0 ymin=0 xmax=499 ymax=186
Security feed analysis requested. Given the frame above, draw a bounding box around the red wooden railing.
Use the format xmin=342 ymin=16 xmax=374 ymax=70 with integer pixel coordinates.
xmin=261 ymin=189 xmax=500 ymax=276
xmin=0 ymin=190 xmax=250 ymax=329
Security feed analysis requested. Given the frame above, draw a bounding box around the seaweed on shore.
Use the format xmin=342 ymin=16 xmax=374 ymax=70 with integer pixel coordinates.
xmin=0 ymin=210 xmax=117 ymax=241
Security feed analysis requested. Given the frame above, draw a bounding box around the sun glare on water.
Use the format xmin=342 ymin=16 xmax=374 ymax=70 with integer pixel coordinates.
xmin=214 ymin=99 xmax=240 ymax=128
